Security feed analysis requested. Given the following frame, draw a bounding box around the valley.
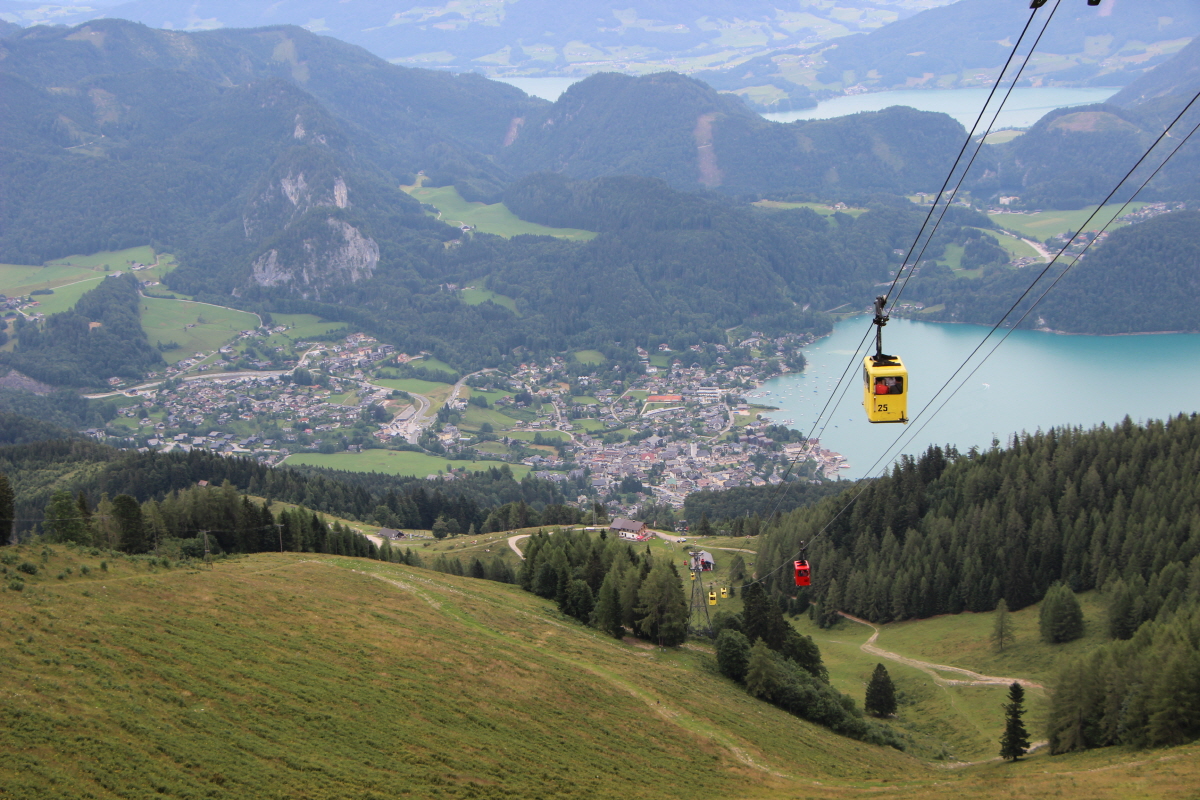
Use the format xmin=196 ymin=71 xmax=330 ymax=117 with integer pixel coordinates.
xmin=0 ymin=4 xmax=1198 ymax=797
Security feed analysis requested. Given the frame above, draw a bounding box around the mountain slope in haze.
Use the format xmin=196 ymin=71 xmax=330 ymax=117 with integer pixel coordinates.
xmin=0 ymin=19 xmax=547 ymax=201
xmin=707 ymin=0 xmax=1199 ymax=110
xmin=498 ymin=71 xmax=967 ymax=197
xmin=0 ymin=0 xmax=959 ymax=77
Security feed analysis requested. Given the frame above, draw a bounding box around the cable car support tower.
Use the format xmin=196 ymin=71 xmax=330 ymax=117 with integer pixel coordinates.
xmin=687 ymin=550 xmax=712 ymax=638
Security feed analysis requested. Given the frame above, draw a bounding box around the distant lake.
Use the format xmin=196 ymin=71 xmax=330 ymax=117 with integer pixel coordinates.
xmin=761 ymin=86 xmax=1121 ymax=129
xmin=497 ymin=77 xmax=581 ymax=101
xmin=754 ymin=317 xmax=1200 ymax=480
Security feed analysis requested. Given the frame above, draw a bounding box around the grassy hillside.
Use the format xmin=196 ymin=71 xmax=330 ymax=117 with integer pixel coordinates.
xmin=2 ymin=544 xmax=1198 ymax=799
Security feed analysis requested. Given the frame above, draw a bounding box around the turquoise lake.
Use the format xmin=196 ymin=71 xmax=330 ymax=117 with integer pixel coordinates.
xmin=755 ymin=317 xmax=1200 ymax=480
xmin=498 ymin=78 xmax=1118 ymax=129
xmin=760 ymin=86 xmax=1120 ymax=128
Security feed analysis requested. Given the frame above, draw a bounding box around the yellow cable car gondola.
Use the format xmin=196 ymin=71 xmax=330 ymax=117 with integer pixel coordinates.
xmin=708 ymin=590 xmax=717 ymax=606
xmin=720 ymin=587 xmax=729 ymax=599
xmin=863 ymin=295 xmax=908 ymax=424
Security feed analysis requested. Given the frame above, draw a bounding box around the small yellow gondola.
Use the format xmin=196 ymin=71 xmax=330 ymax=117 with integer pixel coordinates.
xmin=708 ymin=590 xmax=717 ymax=606
xmin=863 ymin=295 xmax=908 ymax=424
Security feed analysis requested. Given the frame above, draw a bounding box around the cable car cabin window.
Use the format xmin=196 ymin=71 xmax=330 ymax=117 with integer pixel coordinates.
xmin=874 ymin=376 xmax=903 ymax=395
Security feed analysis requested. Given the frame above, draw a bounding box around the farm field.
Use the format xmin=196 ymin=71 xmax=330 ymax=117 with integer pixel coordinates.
xmin=0 ymin=263 xmax=95 ymax=296
xmin=270 ymin=313 xmax=346 ymax=340
xmin=461 ymin=287 xmax=519 ymax=313
xmin=285 ymin=449 xmax=532 ymax=480
xmin=992 ymin=229 xmax=1044 ymax=260
xmin=371 ymin=377 xmax=455 ymax=406
xmin=753 ymin=200 xmax=869 ymax=217
xmin=461 ymin=406 xmax=521 ymax=431
xmin=403 ymin=184 xmax=597 ymax=241
xmin=504 ymin=429 xmax=569 ymax=442
xmin=2 ymin=545 xmax=1197 ymax=799
xmin=140 ymin=298 xmax=261 ymax=364
xmin=988 ymin=202 xmax=1149 ymax=239
xmin=572 ymin=349 xmax=605 ymax=365
xmin=45 ymin=245 xmax=158 ymax=270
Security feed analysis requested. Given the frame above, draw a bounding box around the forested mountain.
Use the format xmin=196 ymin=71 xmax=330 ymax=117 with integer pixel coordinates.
xmin=747 ymin=414 xmax=1200 ymax=749
xmin=497 ymin=72 xmax=966 ymax=197
xmin=218 ymin=177 xmax=929 ymax=368
xmin=908 ymin=210 xmax=1200 ymax=334
xmin=968 ymin=98 xmax=1200 ymax=209
xmin=1110 ymin=35 xmax=1200 ymax=111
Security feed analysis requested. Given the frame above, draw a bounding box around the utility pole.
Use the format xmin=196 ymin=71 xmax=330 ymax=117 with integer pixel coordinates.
xmin=275 ymin=522 xmax=285 ymax=553
xmin=201 ymin=530 xmax=212 ymax=570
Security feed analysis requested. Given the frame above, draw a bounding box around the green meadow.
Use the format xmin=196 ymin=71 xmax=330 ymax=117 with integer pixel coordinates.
xmin=988 ymin=203 xmax=1149 ymax=239
xmin=461 ymin=287 xmax=519 ymax=313
xmin=270 ymin=312 xmax=347 ymax=340
xmin=753 ymin=200 xmax=869 ymax=217
xmin=140 ymin=298 xmax=260 ymax=364
xmin=573 ymin=349 xmax=605 ymax=365
xmin=45 ymin=244 xmax=158 ymax=269
xmin=404 ymin=184 xmax=597 ymax=241
xmin=285 ymin=449 xmax=532 ymax=480
xmin=3 ymin=545 xmax=1196 ymax=799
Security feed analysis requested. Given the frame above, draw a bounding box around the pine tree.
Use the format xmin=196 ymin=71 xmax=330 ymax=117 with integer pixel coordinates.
xmin=865 ymin=663 xmax=898 ymax=717
xmin=1000 ymin=682 xmax=1031 ymax=761
xmin=992 ymin=597 xmax=1015 ymax=653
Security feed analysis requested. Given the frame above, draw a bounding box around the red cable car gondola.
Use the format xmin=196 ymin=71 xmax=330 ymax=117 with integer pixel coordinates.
xmin=793 ymin=560 xmax=811 ymax=587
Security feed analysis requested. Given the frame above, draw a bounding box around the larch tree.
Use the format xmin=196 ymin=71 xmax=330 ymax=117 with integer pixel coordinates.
xmin=992 ymin=597 xmax=1015 ymax=653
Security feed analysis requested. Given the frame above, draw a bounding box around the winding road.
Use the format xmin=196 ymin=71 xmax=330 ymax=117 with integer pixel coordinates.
xmin=838 ymin=612 xmax=1042 ymax=688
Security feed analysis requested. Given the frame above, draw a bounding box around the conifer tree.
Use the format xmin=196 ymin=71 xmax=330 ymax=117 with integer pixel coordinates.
xmin=591 ymin=570 xmax=625 ymax=639
xmin=1039 ymin=583 xmax=1085 ymax=643
xmin=1000 ymin=682 xmax=1031 ymax=761
xmin=992 ymin=598 xmax=1015 ymax=653
xmin=865 ymin=663 xmax=897 ymax=717
xmin=0 ymin=473 xmax=13 ymax=546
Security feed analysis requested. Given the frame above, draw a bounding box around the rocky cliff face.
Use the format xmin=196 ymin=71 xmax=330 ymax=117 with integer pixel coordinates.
xmin=251 ymin=216 xmax=379 ymax=297
xmin=242 ymin=146 xmax=351 ymax=240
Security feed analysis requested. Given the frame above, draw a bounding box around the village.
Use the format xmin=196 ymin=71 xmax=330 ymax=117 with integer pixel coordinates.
xmin=100 ymin=325 xmax=846 ymax=511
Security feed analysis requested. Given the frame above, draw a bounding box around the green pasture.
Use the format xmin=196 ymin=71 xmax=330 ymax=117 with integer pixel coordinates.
xmin=285 ymin=449 xmax=531 ymax=479
xmin=572 ymin=395 xmax=600 ymax=404
xmin=752 ymin=200 xmax=868 ymax=217
xmin=572 ymin=349 xmax=605 ymax=365
xmin=22 ymin=275 xmax=106 ymax=315
xmin=988 ymin=202 xmax=1149 ymax=239
xmin=871 ymin=592 xmax=1110 ymax=687
xmin=649 ymin=354 xmax=670 ymax=367
xmin=271 ymin=313 xmax=346 ymax=339
xmin=795 ymin=612 xmax=1045 ymax=762
xmin=140 ymin=298 xmax=260 ymax=364
xmin=371 ymin=377 xmax=454 ymax=404
xmin=45 ymin=245 xmax=158 ymax=269
xmin=573 ymin=418 xmax=607 ymax=432
xmin=461 ymin=287 xmax=519 ymax=314
xmin=0 ymin=263 xmax=95 ymax=296
xmin=413 ymin=356 xmax=459 ymax=377
xmin=468 ymin=388 xmax=514 ymax=406
xmin=504 ymin=429 xmax=569 ymax=443
xmin=404 ymin=184 xmax=597 ymax=241
xmin=474 ymin=441 xmax=510 ymax=455
xmin=3 ymin=546 xmax=1198 ymax=798
xmin=991 ymin=229 xmax=1044 ymax=260
xmin=461 ymin=406 xmax=521 ymax=431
